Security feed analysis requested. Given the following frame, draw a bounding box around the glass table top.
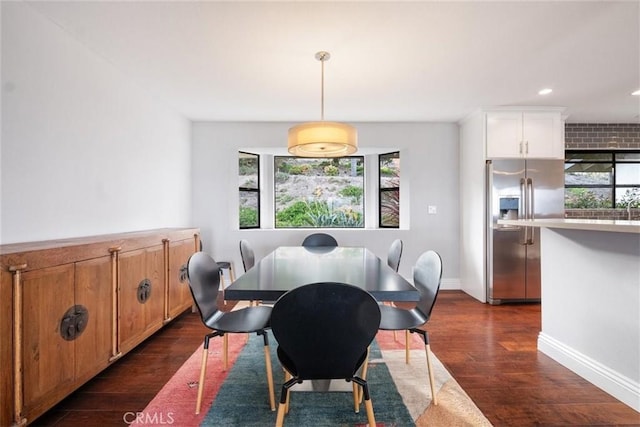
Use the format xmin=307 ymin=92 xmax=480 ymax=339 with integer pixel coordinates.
xmin=225 ymin=246 xmax=418 ymax=302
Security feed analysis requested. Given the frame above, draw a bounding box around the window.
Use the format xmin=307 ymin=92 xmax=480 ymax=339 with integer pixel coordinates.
xmin=239 ymin=152 xmax=260 ymax=228
xmin=565 ymin=151 xmax=640 ymax=209
xmin=274 ymin=156 xmax=364 ymax=228
xmin=379 ymin=152 xmax=400 ymax=227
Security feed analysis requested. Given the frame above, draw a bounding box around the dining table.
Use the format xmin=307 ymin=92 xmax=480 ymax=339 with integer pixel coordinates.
xmin=224 ymin=245 xmax=419 ymax=303
xmin=224 ymin=245 xmax=418 ymax=393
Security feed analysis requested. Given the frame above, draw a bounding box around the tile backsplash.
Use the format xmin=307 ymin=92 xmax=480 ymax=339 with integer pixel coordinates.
xmin=565 ymin=123 xmax=640 ymax=149
xmin=565 ymin=208 xmax=639 ymax=221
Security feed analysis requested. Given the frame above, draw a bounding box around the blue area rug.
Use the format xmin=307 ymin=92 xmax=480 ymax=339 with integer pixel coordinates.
xmin=201 ymin=334 xmax=414 ymax=426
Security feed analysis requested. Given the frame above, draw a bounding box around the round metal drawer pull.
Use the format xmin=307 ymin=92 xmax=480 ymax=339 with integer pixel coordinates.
xmin=137 ymin=279 xmax=152 ymax=304
xmin=60 ymin=305 xmax=89 ymax=341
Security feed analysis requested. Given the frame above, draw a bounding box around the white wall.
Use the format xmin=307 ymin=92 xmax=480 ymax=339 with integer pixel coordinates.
xmin=192 ymin=121 xmax=460 ymax=285
xmin=0 ymin=2 xmax=191 ymax=244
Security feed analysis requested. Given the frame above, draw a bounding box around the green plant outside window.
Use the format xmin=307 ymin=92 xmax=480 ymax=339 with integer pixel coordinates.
xmin=274 ymin=157 xmax=364 ymax=228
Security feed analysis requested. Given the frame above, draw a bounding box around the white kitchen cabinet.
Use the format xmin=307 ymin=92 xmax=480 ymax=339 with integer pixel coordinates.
xmin=486 ymin=110 xmax=564 ymax=159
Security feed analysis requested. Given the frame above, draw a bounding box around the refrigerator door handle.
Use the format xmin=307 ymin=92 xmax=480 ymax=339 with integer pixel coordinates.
xmin=487 ymin=160 xmax=494 ymax=229
xmin=520 ymin=178 xmax=528 ymax=245
xmin=527 ymin=178 xmax=534 ymax=245
xmin=527 ymin=178 xmax=534 ymax=220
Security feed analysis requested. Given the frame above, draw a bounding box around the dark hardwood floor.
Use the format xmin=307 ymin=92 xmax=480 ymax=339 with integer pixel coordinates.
xmin=34 ymin=291 xmax=639 ymax=426
xmin=427 ymin=292 xmax=639 ymax=426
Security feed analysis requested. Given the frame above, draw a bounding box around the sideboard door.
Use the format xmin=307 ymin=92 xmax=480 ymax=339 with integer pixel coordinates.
xmin=21 ymin=264 xmax=76 ymax=419
xmin=74 ymin=256 xmax=113 ymax=383
xmin=119 ymin=245 xmax=165 ymax=354
xmin=167 ymin=239 xmax=196 ymax=320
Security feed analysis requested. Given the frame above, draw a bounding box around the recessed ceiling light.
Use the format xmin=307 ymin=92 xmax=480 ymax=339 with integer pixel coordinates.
xmin=632 ymin=89 xmax=640 ymax=96
xmin=538 ymin=88 xmax=553 ymax=95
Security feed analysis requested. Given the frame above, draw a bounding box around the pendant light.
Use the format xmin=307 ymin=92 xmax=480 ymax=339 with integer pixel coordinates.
xmin=288 ymin=51 xmax=357 ymax=157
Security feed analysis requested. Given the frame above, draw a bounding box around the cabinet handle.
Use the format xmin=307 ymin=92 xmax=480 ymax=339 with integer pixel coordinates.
xmin=179 ymin=264 xmax=188 ymax=283
xmin=525 ymin=141 xmax=529 ymax=154
xmin=519 ymin=141 xmax=523 ymax=154
xmin=137 ymin=279 xmax=152 ymax=304
xmin=60 ymin=305 xmax=89 ymax=341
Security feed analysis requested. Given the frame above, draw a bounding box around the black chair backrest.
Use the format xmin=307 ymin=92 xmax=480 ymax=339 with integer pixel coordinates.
xmin=239 ymin=239 xmax=255 ymax=272
xmin=387 ymin=239 xmax=403 ymax=272
xmin=186 ymin=252 xmax=221 ymax=323
xmin=413 ymin=250 xmax=443 ymax=320
xmin=301 ymin=233 xmax=338 ymax=247
xmin=271 ymin=282 xmax=380 ymax=380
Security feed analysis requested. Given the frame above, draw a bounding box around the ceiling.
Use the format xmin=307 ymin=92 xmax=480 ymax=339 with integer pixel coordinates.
xmin=26 ymin=0 xmax=640 ymax=123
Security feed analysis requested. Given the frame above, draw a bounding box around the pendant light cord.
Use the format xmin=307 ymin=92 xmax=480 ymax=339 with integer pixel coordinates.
xmin=320 ymin=53 xmax=326 ymax=121
xmin=315 ymin=51 xmax=330 ymax=121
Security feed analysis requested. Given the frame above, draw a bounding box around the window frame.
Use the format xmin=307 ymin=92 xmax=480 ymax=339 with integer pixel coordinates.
xmin=378 ymin=151 xmax=400 ymax=228
xmin=564 ymin=150 xmax=640 ymax=209
xmin=238 ymin=151 xmax=261 ymax=229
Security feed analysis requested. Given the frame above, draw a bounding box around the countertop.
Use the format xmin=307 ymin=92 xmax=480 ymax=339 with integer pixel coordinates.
xmin=497 ymin=218 xmax=640 ymax=234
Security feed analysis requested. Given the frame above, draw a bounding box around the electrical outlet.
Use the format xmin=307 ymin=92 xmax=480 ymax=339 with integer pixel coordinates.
xmin=428 ymin=205 xmax=437 ymax=214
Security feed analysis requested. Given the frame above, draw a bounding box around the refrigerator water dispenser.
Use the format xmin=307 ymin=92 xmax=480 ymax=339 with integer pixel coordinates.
xmin=499 ymin=197 xmax=519 ymax=219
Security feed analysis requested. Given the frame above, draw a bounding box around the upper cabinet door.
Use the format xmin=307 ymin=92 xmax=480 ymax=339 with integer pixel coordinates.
xmin=522 ymin=112 xmax=564 ymax=159
xmin=486 ymin=110 xmax=564 ymax=159
xmin=486 ymin=112 xmax=523 ymax=158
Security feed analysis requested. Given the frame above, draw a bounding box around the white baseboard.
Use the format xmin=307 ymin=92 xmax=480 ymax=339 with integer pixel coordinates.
xmin=440 ymin=278 xmax=460 ymax=290
xmin=538 ymin=332 xmax=640 ymax=412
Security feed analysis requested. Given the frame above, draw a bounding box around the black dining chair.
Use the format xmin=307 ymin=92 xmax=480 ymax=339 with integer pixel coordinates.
xmin=239 ymin=239 xmax=256 ymax=272
xmin=301 ymin=232 xmax=338 ymax=247
xmin=199 ymin=239 xmax=236 ymax=302
xmin=270 ymin=282 xmax=381 ymax=427
xmin=377 ymin=250 xmax=443 ymax=405
xmin=384 ymin=238 xmax=404 ymax=340
xmin=186 ymin=251 xmax=276 ymax=414
xmin=387 ymin=239 xmax=403 ymax=273
xmin=239 ymin=239 xmax=265 ymax=306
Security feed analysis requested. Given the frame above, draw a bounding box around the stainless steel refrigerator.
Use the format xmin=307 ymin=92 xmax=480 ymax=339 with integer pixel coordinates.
xmin=486 ymin=159 xmax=564 ymax=304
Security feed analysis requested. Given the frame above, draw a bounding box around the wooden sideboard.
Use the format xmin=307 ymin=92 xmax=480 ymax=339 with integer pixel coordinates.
xmin=0 ymin=228 xmax=200 ymax=426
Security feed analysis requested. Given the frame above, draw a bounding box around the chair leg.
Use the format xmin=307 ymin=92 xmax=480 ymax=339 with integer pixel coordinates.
xmin=195 ymin=345 xmax=208 ymax=414
xmin=275 ymin=402 xmax=287 ymax=427
xmin=195 ymin=331 xmax=222 ymax=414
xmin=219 ymin=272 xmax=227 ymax=306
xmin=283 ymin=370 xmax=291 ymax=414
xmin=364 ymin=398 xmax=376 ymax=427
xmin=425 ymin=342 xmax=438 ymax=406
xmin=352 ymin=381 xmax=359 ymax=413
xmin=356 ymin=345 xmax=371 ymax=406
xmin=228 ymin=262 xmax=236 ymax=282
xmin=277 ymin=376 xmax=298 ymax=426
xmin=413 ymin=329 xmax=438 ymax=406
xmin=223 ymin=334 xmax=229 ymax=371
xmin=353 ymin=377 xmax=376 ymax=427
xmin=260 ymin=332 xmax=276 ymax=411
xmin=405 ymin=329 xmax=410 ymax=364
xmin=361 ymin=346 xmax=370 ymax=382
